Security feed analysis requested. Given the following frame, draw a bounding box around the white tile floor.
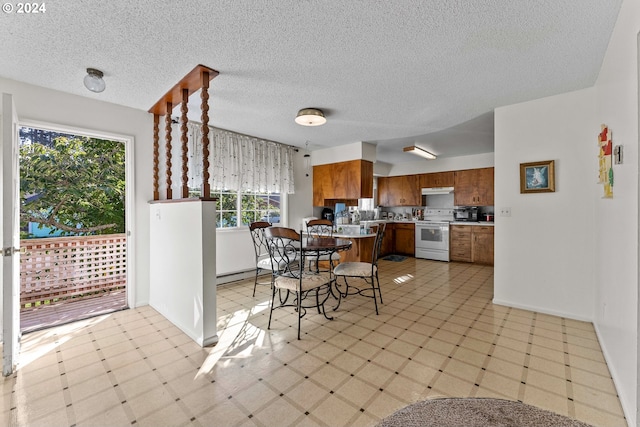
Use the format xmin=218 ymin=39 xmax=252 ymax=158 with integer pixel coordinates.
xmin=0 ymin=258 xmax=627 ymax=426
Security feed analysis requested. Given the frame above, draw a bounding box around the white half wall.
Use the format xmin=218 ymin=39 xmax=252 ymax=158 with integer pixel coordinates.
xmin=494 ymin=87 xmax=597 ymax=320
xmin=149 ymin=200 xmax=217 ymax=347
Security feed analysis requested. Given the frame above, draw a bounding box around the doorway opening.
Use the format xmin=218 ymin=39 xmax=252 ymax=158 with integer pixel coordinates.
xmin=18 ymin=125 xmax=129 ymax=333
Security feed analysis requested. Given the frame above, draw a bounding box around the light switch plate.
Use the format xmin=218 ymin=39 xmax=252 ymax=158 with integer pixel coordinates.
xmin=499 ymin=207 xmax=511 ymax=217
xmin=614 ymin=145 xmax=623 ymax=164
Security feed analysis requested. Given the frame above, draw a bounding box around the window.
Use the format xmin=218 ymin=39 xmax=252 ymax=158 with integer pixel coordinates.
xmin=206 ymin=189 xmax=281 ymax=228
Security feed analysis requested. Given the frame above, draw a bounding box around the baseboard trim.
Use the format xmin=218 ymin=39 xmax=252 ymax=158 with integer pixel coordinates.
xmin=491 ymin=298 xmax=592 ymax=323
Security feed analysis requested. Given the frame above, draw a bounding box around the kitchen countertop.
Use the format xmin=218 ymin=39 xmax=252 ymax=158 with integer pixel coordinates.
xmin=338 ymin=220 xmax=496 ymax=227
xmin=333 ymin=233 xmax=376 ymax=239
xmin=451 ymin=221 xmax=495 ymax=226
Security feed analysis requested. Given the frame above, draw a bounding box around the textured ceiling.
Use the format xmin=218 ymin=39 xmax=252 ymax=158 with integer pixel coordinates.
xmin=0 ymin=1 xmax=622 ymax=163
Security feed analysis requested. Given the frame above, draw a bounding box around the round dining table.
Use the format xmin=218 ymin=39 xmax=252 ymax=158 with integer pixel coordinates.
xmin=300 ymin=236 xmax=353 ymax=253
xmin=299 ymin=236 xmax=352 ymax=308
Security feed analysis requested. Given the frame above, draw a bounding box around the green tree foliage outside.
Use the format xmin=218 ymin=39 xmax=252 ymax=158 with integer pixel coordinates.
xmin=20 ymin=132 xmax=125 ymax=237
xmin=191 ymin=188 xmax=280 ymax=228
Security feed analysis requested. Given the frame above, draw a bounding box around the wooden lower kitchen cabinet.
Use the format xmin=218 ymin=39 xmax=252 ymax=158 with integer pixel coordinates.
xmin=450 ymin=224 xmax=494 ymax=265
xmin=472 ymin=225 xmax=494 ymax=265
xmin=450 ymin=225 xmax=472 ymax=262
xmin=380 ymin=223 xmax=394 ymax=257
xmin=394 ymin=223 xmax=415 ymax=256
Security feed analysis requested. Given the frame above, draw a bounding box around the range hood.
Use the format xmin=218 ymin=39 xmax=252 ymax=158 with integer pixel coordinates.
xmin=421 ymin=187 xmax=454 ymax=195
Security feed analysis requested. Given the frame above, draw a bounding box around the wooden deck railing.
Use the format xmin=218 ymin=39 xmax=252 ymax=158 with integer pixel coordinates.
xmin=20 ymin=234 xmax=127 ymax=310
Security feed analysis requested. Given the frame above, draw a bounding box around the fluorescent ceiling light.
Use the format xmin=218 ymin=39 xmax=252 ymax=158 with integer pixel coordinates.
xmin=403 ymin=145 xmax=436 ymax=160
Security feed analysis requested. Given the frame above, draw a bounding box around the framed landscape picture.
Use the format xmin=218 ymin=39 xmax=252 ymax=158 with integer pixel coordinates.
xmin=520 ymin=160 xmax=555 ymax=193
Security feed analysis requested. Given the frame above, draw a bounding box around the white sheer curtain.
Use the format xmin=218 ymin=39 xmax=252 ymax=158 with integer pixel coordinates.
xmin=187 ymin=122 xmax=295 ymax=194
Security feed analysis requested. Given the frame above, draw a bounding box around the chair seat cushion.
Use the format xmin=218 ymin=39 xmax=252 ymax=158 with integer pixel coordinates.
xmin=334 ymin=262 xmax=376 ymax=277
xmin=274 ymin=272 xmax=331 ymax=292
xmin=257 ymin=256 xmax=286 ymax=270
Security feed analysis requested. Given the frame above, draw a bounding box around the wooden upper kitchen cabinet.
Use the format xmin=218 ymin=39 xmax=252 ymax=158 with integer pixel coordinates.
xmin=454 ymin=167 xmax=494 ymax=206
xmin=378 ymin=175 xmax=421 ymax=206
xmin=420 ymin=171 xmax=454 ymax=188
xmin=472 ymin=225 xmax=494 ymax=265
xmin=313 ymin=160 xmax=373 ymax=206
xmin=450 ymin=225 xmax=472 ymax=262
xmin=313 ymin=163 xmax=334 ymax=206
xmin=394 ymin=223 xmax=415 ymax=256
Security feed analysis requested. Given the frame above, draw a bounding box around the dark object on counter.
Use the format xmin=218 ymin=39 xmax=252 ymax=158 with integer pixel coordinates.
xmin=321 ymin=207 xmax=334 ymax=222
xmin=483 ymin=213 xmax=494 ymax=222
xmin=453 ymin=206 xmax=478 ymax=221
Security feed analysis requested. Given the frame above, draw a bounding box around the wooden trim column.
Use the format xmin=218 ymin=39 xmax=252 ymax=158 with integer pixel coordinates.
xmin=153 ymin=114 xmax=160 ymax=201
xmin=148 ymin=65 xmax=219 ymax=201
xmin=201 ymin=70 xmax=211 ymax=199
xmin=165 ymin=102 xmax=173 ymax=200
xmin=180 ymin=88 xmax=189 ymax=198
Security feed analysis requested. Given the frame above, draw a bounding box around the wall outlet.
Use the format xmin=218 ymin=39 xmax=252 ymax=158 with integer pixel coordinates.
xmin=499 ymin=207 xmax=511 ymax=217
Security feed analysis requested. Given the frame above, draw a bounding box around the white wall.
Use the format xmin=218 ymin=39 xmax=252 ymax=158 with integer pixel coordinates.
xmin=312 ymin=141 xmax=377 ymax=165
xmin=494 ymin=88 xmax=596 ymax=320
xmin=287 ymin=148 xmax=314 ymax=232
xmin=592 ymin=0 xmax=639 ymax=424
xmin=386 ymin=152 xmax=494 ymax=176
xmin=0 ymin=77 xmax=153 ymax=308
xmin=494 ymin=0 xmax=640 ymax=422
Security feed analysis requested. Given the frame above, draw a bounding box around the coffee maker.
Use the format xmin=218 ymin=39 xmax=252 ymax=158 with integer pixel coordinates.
xmin=321 ymin=207 xmax=334 ymax=222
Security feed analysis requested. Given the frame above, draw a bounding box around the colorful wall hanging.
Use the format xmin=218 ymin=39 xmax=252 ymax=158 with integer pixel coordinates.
xmin=597 ymin=124 xmax=613 ymax=198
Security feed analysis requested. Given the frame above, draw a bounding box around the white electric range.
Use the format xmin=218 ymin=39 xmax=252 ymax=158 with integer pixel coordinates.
xmin=415 ymin=208 xmax=453 ymax=261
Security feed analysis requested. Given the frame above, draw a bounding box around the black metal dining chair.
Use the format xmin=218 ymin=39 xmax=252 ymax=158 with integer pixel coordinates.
xmin=249 ymin=221 xmax=273 ymax=297
xmin=333 ymin=222 xmax=386 ymax=314
xmin=305 ymin=218 xmax=340 ymax=272
xmin=265 ymin=227 xmax=334 ymax=339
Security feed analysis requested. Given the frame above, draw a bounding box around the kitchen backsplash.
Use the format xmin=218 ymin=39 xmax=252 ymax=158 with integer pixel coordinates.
xmin=383 ymin=205 xmax=495 ymax=220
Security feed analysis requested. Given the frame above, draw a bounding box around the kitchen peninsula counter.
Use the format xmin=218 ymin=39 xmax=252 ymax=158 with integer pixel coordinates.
xmin=332 ymin=232 xmax=376 ymax=263
xmin=333 ymin=233 xmax=376 ymax=239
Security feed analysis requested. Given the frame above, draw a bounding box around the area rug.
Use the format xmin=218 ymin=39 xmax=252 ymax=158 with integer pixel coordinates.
xmin=375 ymin=397 xmax=593 ymax=427
xmin=382 ymin=255 xmax=407 ymax=262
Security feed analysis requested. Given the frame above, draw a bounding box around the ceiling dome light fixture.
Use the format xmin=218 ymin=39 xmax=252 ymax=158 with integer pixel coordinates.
xmin=295 ymin=108 xmax=326 ymax=126
xmin=84 ymin=68 xmax=106 ymax=93
xmin=404 ymin=145 xmax=437 ymax=160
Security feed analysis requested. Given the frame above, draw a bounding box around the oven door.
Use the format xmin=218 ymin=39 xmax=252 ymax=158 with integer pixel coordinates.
xmin=415 ymin=223 xmax=449 ymax=251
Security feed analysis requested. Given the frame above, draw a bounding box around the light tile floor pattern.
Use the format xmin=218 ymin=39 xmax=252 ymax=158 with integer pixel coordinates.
xmin=0 ymin=258 xmax=627 ymax=426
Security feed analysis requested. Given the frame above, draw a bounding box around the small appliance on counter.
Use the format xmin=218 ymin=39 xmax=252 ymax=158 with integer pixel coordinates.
xmin=321 ymin=207 xmax=334 ymax=222
xmin=453 ymin=206 xmax=478 ymax=222
xmin=482 ymin=213 xmax=494 ymax=222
